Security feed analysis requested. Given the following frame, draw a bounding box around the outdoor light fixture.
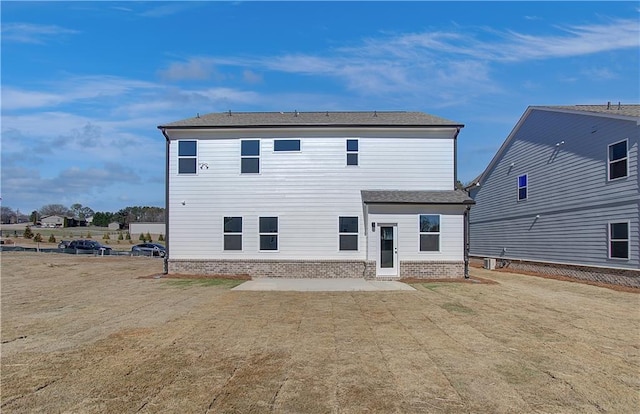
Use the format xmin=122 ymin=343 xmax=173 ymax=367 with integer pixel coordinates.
xmin=371 ymin=222 xmax=376 ymax=232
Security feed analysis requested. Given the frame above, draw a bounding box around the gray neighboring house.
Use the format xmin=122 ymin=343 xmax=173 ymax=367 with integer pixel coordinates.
xmin=468 ymin=103 xmax=639 ymax=286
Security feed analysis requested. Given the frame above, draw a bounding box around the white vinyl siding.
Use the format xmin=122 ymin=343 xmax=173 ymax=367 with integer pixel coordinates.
xmin=367 ymin=205 xmax=465 ymax=262
xmin=167 ymin=129 xmax=456 ymax=260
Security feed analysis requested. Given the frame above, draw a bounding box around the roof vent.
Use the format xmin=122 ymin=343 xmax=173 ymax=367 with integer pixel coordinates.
xmin=607 ymin=101 xmax=611 ymax=110
xmin=326 ymin=111 xmax=329 ymax=117
xmin=228 ymin=110 xmax=232 ymax=116
xmin=618 ymin=102 xmax=621 ymax=110
xmin=196 ymin=113 xmax=200 ymax=118
xmin=294 ymin=110 xmax=298 ymax=117
xmin=373 ymin=110 xmax=378 ymax=117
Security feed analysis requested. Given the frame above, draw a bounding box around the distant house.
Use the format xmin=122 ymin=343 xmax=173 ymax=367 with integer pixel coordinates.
xmin=108 ymin=222 xmax=121 ymax=231
xmin=41 ymin=215 xmax=65 ymax=228
xmin=40 ymin=215 xmax=87 ymax=228
xmin=468 ymin=104 xmax=639 ymax=286
xmin=158 ymin=111 xmax=474 ymax=279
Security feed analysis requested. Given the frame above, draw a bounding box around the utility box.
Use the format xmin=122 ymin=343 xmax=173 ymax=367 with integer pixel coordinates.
xmin=484 ymin=258 xmax=496 ymax=270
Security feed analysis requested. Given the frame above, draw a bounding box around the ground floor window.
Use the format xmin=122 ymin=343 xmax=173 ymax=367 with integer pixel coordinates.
xmin=224 ymin=217 xmax=242 ymax=250
xmin=419 ymin=214 xmax=440 ymax=251
xmin=609 ymin=222 xmax=629 ymax=259
xmin=339 ymin=216 xmax=358 ymax=251
xmin=259 ymin=217 xmax=278 ymax=251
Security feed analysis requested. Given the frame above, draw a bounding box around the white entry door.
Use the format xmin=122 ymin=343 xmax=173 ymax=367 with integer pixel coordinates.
xmin=377 ymin=224 xmax=398 ymax=277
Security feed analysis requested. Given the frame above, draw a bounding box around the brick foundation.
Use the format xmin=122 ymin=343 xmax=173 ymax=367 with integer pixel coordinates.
xmin=471 ymin=257 xmax=640 ymax=288
xmin=169 ymin=259 xmax=464 ymax=280
xmin=400 ymin=261 xmax=465 ymax=279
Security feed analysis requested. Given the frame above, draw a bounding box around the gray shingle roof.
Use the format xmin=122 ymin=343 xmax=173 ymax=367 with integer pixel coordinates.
xmin=159 ymin=111 xmax=463 ymax=129
xmin=538 ymin=104 xmax=640 ymax=118
xmin=361 ymin=190 xmax=475 ymax=205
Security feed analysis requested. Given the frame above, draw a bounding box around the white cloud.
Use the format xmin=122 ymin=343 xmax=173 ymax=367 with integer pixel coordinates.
xmin=2 ymin=76 xmax=159 ymax=111
xmin=158 ymin=58 xmax=221 ymax=81
xmin=1 ymin=22 xmax=79 ymax=44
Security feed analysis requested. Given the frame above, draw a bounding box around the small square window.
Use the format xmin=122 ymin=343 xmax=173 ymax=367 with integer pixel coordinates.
xmin=241 ymin=140 xmax=260 ymax=156
xmin=241 ymin=158 xmax=260 ymax=174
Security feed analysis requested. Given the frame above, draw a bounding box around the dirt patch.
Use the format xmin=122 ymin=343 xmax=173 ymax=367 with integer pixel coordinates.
xmin=139 ymin=272 xmax=251 ymax=280
xmin=2 ymin=252 xmax=639 ymax=413
xmin=470 ymin=262 xmax=639 ymax=293
xmin=400 ymin=276 xmax=498 ymax=285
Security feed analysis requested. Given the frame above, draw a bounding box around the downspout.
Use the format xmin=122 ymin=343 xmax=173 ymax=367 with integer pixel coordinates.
xmin=160 ymin=127 xmax=170 ymax=274
xmin=453 ymin=127 xmax=461 ymax=189
xmin=463 ymin=205 xmax=470 ymax=279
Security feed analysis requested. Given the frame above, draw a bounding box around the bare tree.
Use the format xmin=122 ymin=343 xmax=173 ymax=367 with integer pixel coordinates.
xmin=39 ymin=204 xmax=71 ymax=217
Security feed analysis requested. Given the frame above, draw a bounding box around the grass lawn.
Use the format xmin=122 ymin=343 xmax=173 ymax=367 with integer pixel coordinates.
xmin=2 ymin=252 xmax=638 ymax=413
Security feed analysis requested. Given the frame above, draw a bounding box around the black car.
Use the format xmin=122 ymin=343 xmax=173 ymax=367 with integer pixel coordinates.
xmin=131 ymin=243 xmax=166 ymax=257
xmin=68 ymin=239 xmax=112 ymax=252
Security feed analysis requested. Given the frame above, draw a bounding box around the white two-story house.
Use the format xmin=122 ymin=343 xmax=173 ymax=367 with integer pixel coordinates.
xmin=158 ymin=111 xmax=474 ymax=279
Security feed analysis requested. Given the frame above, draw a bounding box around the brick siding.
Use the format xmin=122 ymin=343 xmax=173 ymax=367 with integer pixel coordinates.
xmin=169 ymin=259 xmax=465 ymax=280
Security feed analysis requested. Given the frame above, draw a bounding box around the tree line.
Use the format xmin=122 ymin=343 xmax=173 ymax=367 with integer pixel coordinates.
xmin=1 ymin=204 xmax=164 ymax=227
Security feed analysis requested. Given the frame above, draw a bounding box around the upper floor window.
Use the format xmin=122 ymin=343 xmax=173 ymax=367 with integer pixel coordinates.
xmin=609 ymin=222 xmax=629 ymax=259
xmin=608 ymin=140 xmax=628 ymax=180
xmin=339 ymin=216 xmax=358 ymax=251
xmin=259 ymin=217 xmax=278 ymax=251
xmin=178 ymin=140 xmax=197 ymax=174
xmin=223 ymin=217 xmax=242 ymax=250
xmin=419 ymin=215 xmax=440 ymax=252
xmin=517 ymin=174 xmax=528 ymax=201
xmin=274 ymin=140 xmax=300 ymax=152
xmin=241 ymin=140 xmax=260 ymax=174
xmin=346 ymin=139 xmax=358 ymax=166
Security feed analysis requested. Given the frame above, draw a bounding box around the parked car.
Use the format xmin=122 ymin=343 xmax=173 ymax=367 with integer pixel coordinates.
xmin=68 ymin=239 xmax=112 ymax=252
xmin=58 ymin=240 xmax=71 ymax=249
xmin=131 ymin=243 xmax=166 ymax=257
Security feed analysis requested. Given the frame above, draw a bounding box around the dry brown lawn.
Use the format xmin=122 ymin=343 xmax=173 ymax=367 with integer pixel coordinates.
xmin=1 ymin=252 xmax=638 ymax=413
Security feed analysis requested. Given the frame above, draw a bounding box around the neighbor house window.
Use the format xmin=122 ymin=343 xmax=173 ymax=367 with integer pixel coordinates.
xmin=178 ymin=140 xmax=197 ymax=174
xmin=346 ymin=139 xmax=358 ymax=166
xmin=609 ymin=222 xmax=629 ymax=259
xmin=241 ymin=140 xmax=260 ymax=174
xmin=608 ymin=140 xmax=628 ymax=180
xmin=223 ymin=217 xmax=242 ymax=250
xmin=339 ymin=216 xmax=358 ymax=251
xmin=517 ymin=174 xmax=528 ymax=201
xmin=259 ymin=217 xmax=278 ymax=251
xmin=274 ymin=139 xmax=300 ymax=152
xmin=419 ymin=215 xmax=440 ymax=252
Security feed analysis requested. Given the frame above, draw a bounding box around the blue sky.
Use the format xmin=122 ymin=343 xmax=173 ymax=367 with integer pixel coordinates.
xmin=2 ymin=1 xmax=639 ymax=214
